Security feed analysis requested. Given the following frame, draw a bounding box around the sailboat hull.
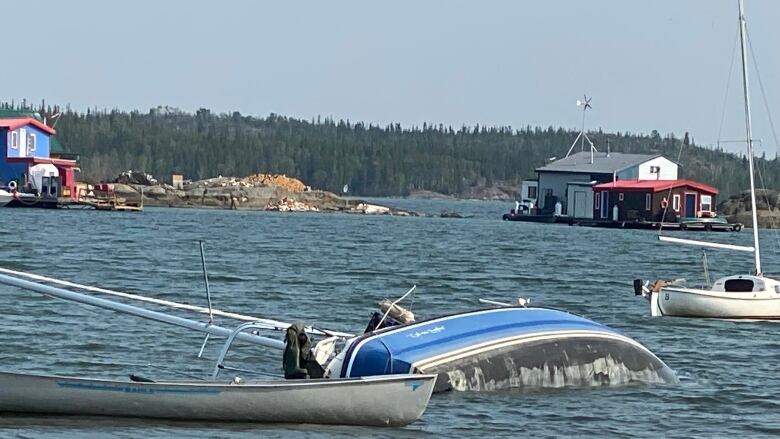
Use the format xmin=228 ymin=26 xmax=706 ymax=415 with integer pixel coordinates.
xmin=656 ymin=285 xmax=780 ymax=319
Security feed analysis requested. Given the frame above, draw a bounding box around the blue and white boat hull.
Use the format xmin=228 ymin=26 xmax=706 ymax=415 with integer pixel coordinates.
xmin=340 ymin=307 xmax=675 ymax=392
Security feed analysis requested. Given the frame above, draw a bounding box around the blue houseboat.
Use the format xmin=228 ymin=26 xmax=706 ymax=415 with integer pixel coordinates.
xmin=0 ymin=117 xmax=78 ymax=207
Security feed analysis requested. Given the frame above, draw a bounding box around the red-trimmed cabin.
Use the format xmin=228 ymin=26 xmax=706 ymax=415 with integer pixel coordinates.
xmin=592 ymin=179 xmax=718 ymax=222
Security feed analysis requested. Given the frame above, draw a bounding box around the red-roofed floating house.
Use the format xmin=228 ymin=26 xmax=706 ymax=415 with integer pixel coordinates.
xmin=592 ymin=179 xmax=718 ymax=222
xmin=0 ymin=117 xmax=79 ymax=207
xmin=504 ymin=151 xmax=739 ymax=231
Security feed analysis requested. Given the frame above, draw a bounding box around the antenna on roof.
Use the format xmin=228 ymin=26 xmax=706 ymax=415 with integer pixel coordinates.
xmin=565 ymin=94 xmax=598 ymax=163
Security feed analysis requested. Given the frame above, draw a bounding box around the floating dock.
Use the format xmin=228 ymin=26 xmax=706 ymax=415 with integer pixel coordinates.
xmin=503 ymin=213 xmax=742 ymax=232
xmin=567 ymin=218 xmax=742 ymax=232
xmin=73 ymin=197 xmax=143 ymax=212
xmin=61 ymin=187 xmax=144 ymax=211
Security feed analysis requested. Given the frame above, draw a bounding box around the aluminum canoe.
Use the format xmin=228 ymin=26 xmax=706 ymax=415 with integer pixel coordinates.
xmin=0 ymin=371 xmax=436 ymax=427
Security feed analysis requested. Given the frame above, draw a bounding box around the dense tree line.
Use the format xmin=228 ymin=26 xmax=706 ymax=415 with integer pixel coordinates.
xmin=2 ymin=101 xmax=778 ymax=198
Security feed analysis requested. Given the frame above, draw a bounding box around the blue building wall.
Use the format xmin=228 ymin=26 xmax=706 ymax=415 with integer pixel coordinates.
xmin=0 ymin=124 xmax=53 ymax=187
xmin=5 ymin=124 xmax=51 ymax=159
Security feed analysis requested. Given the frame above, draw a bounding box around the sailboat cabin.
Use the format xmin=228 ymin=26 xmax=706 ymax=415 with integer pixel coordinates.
xmin=591 ymin=179 xmax=718 ymax=222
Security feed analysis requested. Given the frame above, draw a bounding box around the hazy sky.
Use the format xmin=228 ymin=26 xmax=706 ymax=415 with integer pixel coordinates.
xmin=5 ymin=0 xmax=780 ymax=156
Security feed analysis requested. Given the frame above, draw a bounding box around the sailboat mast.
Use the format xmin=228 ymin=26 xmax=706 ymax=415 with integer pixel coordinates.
xmin=737 ymin=0 xmax=762 ymax=275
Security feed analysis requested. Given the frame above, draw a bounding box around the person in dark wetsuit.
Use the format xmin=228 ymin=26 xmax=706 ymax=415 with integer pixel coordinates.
xmin=282 ymin=323 xmax=325 ymax=379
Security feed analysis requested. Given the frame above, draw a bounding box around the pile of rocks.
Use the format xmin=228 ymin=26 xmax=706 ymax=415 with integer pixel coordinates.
xmin=114 ymin=170 xmax=158 ymax=186
xmin=353 ymin=203 xmax=391 ymax=215
xmin=265 ymin=197 xmax=319 ymax=212
xmin=243 ymin=174 xmax=307 ymax=192
xmin=197 ymin=176 xmax=254 ymax=189
xmin=194 ymin=174 xmax=307 ymax=193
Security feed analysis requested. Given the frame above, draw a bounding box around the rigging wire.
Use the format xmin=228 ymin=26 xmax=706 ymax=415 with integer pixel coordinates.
xmin=754 ymin=159 xmax=780 ymax=249
xmin=659 ymin=24 xmax=741 ymax=234
xmin=746 ymin=27 xmax=780 ymax=253
xmin=716 ymin=25 xmax=741 ymax=147
xmin=746 ymin=30 xmax=780 ymax=161
xmin=657 ymin=130 xmax=686 ymax=234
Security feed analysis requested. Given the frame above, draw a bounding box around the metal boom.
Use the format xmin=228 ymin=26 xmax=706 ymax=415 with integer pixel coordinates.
xmin=0 ymin=273 xmax=286 ymax=350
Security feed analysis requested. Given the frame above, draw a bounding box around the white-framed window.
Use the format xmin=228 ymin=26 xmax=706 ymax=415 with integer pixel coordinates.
xmin=650 ymin=165 xmax=660 ymax=174
xmin=672 ymin=194 xmax=681 ymax=212
xmin=595 ymin=192 xmax=600 ymax=210
xmin=10 ymin=131 xmax=18 ymax=149
xmin=27 ymin=133 xmax=36 ymax=152
xmin=618 ymin=193 xmax=624 ymax=201
xmin=645 ymin=193 xmax=651 ymax=210
xmin=527 ymin=186 xmax=537 ymax=199
xmin=700 ymin=195 xmax=713 ymax=212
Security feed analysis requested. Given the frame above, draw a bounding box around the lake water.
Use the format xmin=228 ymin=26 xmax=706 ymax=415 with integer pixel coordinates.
xmin=2 ymin=199 xmax=780 ymax=438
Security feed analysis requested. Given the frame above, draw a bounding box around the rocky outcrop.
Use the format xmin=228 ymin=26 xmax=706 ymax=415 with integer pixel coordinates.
xmin=718 ymin=189 xmax=780 ymax=228
xmin=112 ymin=174 xmax=414 ymax=216
xmin=113 ymin=170 xmax=158 ymax=186
xmin=354 ymin=203 xmax=391 ymax=215
xmin=265 ymin=197 xmax=319 ymax=212
xmin=410 ymin=184 xmax=518 ymax=201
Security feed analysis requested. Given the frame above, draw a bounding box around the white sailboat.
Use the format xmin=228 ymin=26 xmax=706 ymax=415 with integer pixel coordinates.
xmin=635 ymin=0 xmax=780 ymax=319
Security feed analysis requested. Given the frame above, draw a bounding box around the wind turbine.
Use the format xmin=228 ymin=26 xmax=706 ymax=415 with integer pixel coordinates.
xmin=575 ymin=95 xmax=592 ymax=110
xmin=565 ymin=94 xmax=598 ymax=163
xmin=49 ymin=112 xmax=63 ymax=129
xmin=576 ymin=95 xmax=592 ymax=153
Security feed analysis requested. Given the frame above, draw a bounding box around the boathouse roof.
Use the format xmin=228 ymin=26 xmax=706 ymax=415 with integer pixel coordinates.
xmin=0 ymin=117 xmax=56 ymax=135
xmin=592 ymin=179 xmax=718 ymax=194
xmin=536 ymin=151 xmax=660 ymax=174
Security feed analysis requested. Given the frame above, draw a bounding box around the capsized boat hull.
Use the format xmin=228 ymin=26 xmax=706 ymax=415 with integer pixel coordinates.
xmin=341 ymin=307 xmax=675 ymax=391
xmin=418 ymin=333 xmax=674 ymax=391
xmin=0 ymin=371 xmax=436 ymax=427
